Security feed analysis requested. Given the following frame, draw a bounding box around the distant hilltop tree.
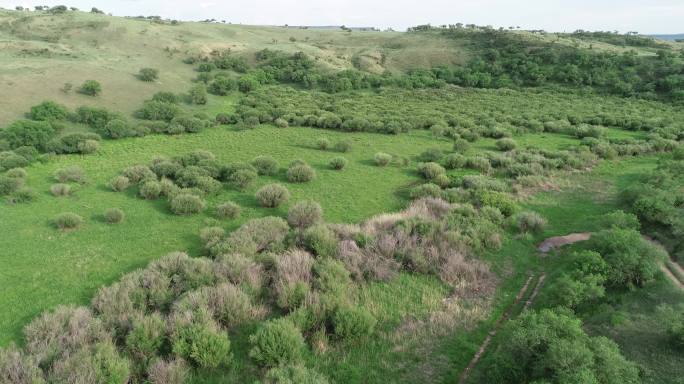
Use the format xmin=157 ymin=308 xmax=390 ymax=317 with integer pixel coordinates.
xmin=15 ymin=6 xmax=23 ymax=11
xmin=48 ymin=5 xmax=68 ymax=14
xmin=91 ymin=7 xmax=104 ymax=14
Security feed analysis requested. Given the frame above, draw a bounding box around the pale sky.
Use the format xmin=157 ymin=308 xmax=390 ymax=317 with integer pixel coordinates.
xmin=2 ymin=0 xmax=683 ymax=34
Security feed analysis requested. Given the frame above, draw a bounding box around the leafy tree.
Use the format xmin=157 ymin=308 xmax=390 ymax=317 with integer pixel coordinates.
xmin=29 ymin=101 xmax=68 ymax=121
xmin=138 ymin=68 xmax=159 ymax=82
xmin=189 ymin=84 xmax=208 ymax=105
xmin=1 ymin=120 xmax=55 ymax=151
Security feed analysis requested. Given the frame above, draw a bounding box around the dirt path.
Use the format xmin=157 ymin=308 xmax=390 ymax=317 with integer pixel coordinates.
xmin=660 ymin=263 xmax=684 ymax=289
xmin=537 ymin=232 xmax=592 ymax=253
xmin=642 ymin=235 xmax=684 ymax=290
xmin=457 ymin=275 xmax=536 ymax=384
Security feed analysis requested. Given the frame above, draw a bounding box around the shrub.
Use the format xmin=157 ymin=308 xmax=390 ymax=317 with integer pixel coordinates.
xmin=252 ymin=156 xmax=279 ymax=176
xmin=138 ymin=68 xmax=159 ymax=82
xmin=0 ymin=176 xmax=22 ymax=196
xmin=374 ymin=152 xmax=392 ymax=166
xmin=288 ymin=200 xmax=323 ymax=228
xmin=0 ymin=344 xmax=45 ymax=384
xmin=0 ymin=152 xmax=30 ymax=171
xmin=303 ymin=224 xmax=338 ymax=257
xmin=332 ymin=306 xmax=376 ymax=340
xmin=410 ymin=183 xmax=443 ymax=200
xmin=417 ymin=162 xmax=446 ymax=180
xmin=316 ymin=138 xmax=331 ymax=150
xmin=274 ymin=250 xmax=314 ymax=310
xmin=139 ymin=180 xmax=163 ymax=200
xmin=147 ymin=358 xmax=189 ymax=384
xmin=79 ymin=80 xmax=102 ymax=96
xmin=600 ymin=210 xmax=640 ymax=230
xmin=419 ymin=148 xmax=443 ymax=162
xmin=2 ymin=120 xmax=55 ymax=150
xmin=230 ymin=169 xmax=258 ymax=190
xmin=53 ymin=212 xmax=83 ymax=230
xmin=5 ymin=168 xmax=27 ymax=179
xmin=512 ymin=211 xmax=546 ymax=234
xmin=172 ymin=324 xmax=231 ymax=368
xmin=443 ymin=153 xmax=465 ymax=169
xmin=249 ymin=319 xmax=305 ymax=367
xmin=77 ymin=139 xmax=100 ymax=154
xmin=102 ymin=119 xmax=134 ymax=139
xmin=334 ymin=140 xmax=352 ymax=153
xmin=29 ymin=100 xmax=68 ymax=121
xmin=54 ymin=166 xmax=86 ymax=184
xmin=104 ymin=208 xmax=125 ymax=224
xmin=274 ymin=118 xmax=289 ymax=128
xmin=189 ymin=84 xmax=208 ymax=105
xmin=256 ymin=184 xmax=290 ymax=208
xmin=453 ymin=138 xmax=470 ymax=153
xmin=122 ymin=165 xmax=155 ymax=183
xmin=152 ymin=92 xmax=178 ymax=104
xmin=287 ymin=164 xmax=316 ymax=183
xmin=50 ymin=183 xmax=71 ymax=197
xmin=329 ymin=156 xmax=348 ymax=170
xmin=496 ymin=138 xmax=517 ymax=151
xmin=137 ymin=101 xmax=182 ymax=121
xmin=170 ymin=194 xmax=206 ymax=215
xmin=109 ymin=176 xmax=130 ymax=192
xmin=10 ymin=187 xmax=36 ymax=203
xmin=216 ymin=202 xmax=241 ymax=219
xmin=125 ymin=314 xmax=165 ymax=361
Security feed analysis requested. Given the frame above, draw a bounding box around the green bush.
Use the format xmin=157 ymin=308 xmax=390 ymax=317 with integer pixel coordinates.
xmin=102 ymin=119 xmax=135 ymax=139
xmin=5 ymin=168 xmax=27 ymax=179
xmin=77 ymin=139 xmax=100 ymax=154
xmin=453 ymin=138 xmax=470 ymax=153
xmin=0 ymin=344 xmax=45 ymax=384
xmin=139 ymin=180 xmax=163 ymax=200
xmin=80 ymin=80 xmax=102 ymax=96
xmin=374 ymin=152 xmax=392 ymax=166
xmin=496 ymin=138 xmax=517 ymax=151
xmin=2 ymin=120 xmax=55 ymax=150
xmin=419 ymin=148 xmax=443 ymax=162
xmin=29 ymin=101 xmax=68 ymax=121
xmin=152 ymin=91 xmax=178 ymax=104
xmin=54 ymin=165 xmax=86 ymax=184
xmin=600 ymin=210 xmax=640 ymax=230
xmin=126 ymin=314 xmax=165 ymax=361
xmin=138 ymin=68 xmax=159 ymax=82
xmin=486 ymin=309 xmax=639 ymax=383
xmin=512 ymin=211 xmax=546 ymax=234
xmin=303 ymin=224 xmax=338 ymax=257
xmin=104 ymin=208 xmax=125 ymax=224
xmin=288 ymin=200 xmax=323 ymax=228
xmin=122 ymin=165 xmax=155 ymax=183
xmin=334 ymin=140 xmax=352 ymax=153
xmin=256 ymin=184 xmax=290 ymax=208
xmin=50 ymin=183 xmax=71 ymax=197
xmin=410 ymin=183 xmax=443 ymax=200
xmin=0 ymin=175 xmax=22 ymax=196
xmin=109 ymin=176 xmax=130 ymax=192
xmin=10 ymin=187 xmax=36 ymax=203
xmin=287 ymin=164 xmax=316 ymax=183
xmin=170 ymin=194 xmax=206 ymax=215
xmin=53 ymin=212 xmax=83 ymax=230
xmin=136 ymin=100 xmax=182 ymax=121
xmin=189 ymin=84 xmax=208 ymax=105
xmin=147 ymin=358 xmax=189 ymax=384
xmin=329 ymin=156 xmax=348 ymax=170
xmin=230 ymin=169 xmax=258 ymax=190
xmin=274 ymin=118 xmax=289 ymax=128
xmin=216 ymin=202 xmax=241 ymax=219
xmin=251 ymin=156 xmax=279 ymax=176
xmin=172 ymin=324 xmax=231 ymax=368
xmin=443 ymin=153 xmax=466 ymax=169
xmin=417 ymin=162 xmax=446 ymax=180
xmin=249 ymin=319 xmax=305 ymax=367
xmin=316 ymin=138 xmax=331 ymax=150
xmin=332 ymin=306 xmax=377 ymax=340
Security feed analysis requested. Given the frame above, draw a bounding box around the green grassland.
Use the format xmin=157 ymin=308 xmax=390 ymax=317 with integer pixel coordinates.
xmin=0 ymin=8 xmax=683 ymax=384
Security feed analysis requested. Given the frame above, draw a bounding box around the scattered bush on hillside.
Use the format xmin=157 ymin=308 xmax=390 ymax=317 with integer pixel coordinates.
xmin=1 ymin=120 xmax=55 ymax=151
xmin=109 ymin=176 xmax=130 ymax=192
xmin=50 ymin=183 xmax=71 ymax=197
xmin=334 ymin=140 xmax=352 ymax=153
xmin=329 ymin=156 xmax=348 ymax=170
xmin=374 ymin=152 xmax=392 ymax=166
xmin=139 ymin=180 xmax=163 ymax=200
xmin=288 ymin=200 xmax=323 ymax=229
xmin=53 ymin=212 xmax=83 ymax=230
xmin=496 ymin=138 xmax=517 ymax=151
xmin=287 ymin=164 xmax=316 ymax=183
xmin=189 ymin=84 xmax=208 ymax=105
xmin=170 ymin=194 xmax=205 ymax=215
xmin=417 ymin=162 xmax=446 ymax=180
xmin=5 ymin=168 xmax=27 ymax=179
xmin=104 ymin=208 xmax=125 ymax=224
xmin=0 ymin=175 xmax=23 ymax=196
xmin=147 ymin=358 xmax=189 ymax=384
xmin=29 ymin=101 xmax=68 ymax=121
xmin=10 ymin=187 xmax=36 ymax=204
xmin=332 ymin=306 xmax=376 ymax=340
xmin=511 ymin=211 xmax=546 ymax=234
xmin=252 ymin=156 xmax=279 ymax=176
xmin=264 ymin=364 xmax=329 ymax=384
xmin=249 ymin=319 xmax=305 ymax=367
xmin=54 ymin=166 xmax=86 ymax=184
xmin=317 ymin=138 xmax=331 ymax=150
xmin=256 ymin=184 xmax=290 ymax=208
xmin=171 ymin=323 xmax=231 ymax=368
xmin=138 ymin=68 xmax=159 ymax=82
xmin=79 ymin=80 xmax=102 ymax=96
xmin=216 ymin=202 xmax=241 ymax=219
